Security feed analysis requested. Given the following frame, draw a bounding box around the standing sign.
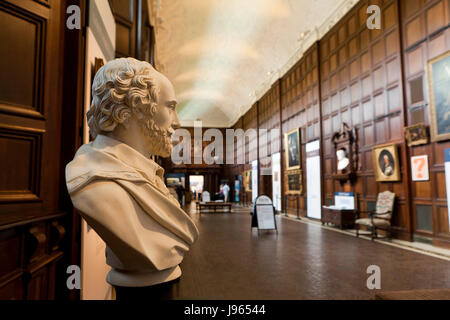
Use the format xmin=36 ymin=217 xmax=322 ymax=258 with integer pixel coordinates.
xmin=252 ymin=195 xmax=277 ymax=232
xmin=252 ymin=160 xmax=258 ymax=202
xmin=445 ymin=148 xmax=450 ymax=230
xmin=306 ymin=140 xmax=322 ymax=219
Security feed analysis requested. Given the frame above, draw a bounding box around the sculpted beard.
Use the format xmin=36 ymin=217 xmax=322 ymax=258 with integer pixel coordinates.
xmin=140 ymin=114 xmax=174 ymax=158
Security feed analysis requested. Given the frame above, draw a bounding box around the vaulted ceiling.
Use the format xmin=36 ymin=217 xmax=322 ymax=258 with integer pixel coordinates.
xmin=151 ymin=0 xmax=358 ymax=127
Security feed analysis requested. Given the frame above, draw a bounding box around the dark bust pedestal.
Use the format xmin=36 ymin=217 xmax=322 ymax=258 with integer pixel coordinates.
xmin=114 ymin=278 xmax=179 ymax=300
xmin=321 ymin=208 xmax=356 ymax=230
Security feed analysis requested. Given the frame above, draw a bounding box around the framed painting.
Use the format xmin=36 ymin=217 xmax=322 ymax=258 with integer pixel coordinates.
xmin=427 ymin=50 xmax=450 ymax=142
xmin=243 ymin=170 xmax=252 ymax=191
xmin=372 ymin=143 xmax=401 ymax=182
xmin=284 ymin=169 xmax=302 ymax=195
xmin=284 ymin=128 xmax=301 ymax=170
xmin=404 ymin=123 xmax=428 ymax=147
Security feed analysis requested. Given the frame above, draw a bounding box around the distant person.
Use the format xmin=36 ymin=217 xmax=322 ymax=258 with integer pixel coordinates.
xmin=223 ymin=183 xmax=230 ymax=202
xmin=175 ymin=183 xmax=185 ymax=206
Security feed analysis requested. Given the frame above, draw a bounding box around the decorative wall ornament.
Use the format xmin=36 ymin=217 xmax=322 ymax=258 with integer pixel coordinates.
xmin=411 ymin=155 xmax=429 ymax=181
xmin=331 ymin=123 xmax=358 ymax=183
xmin=427 ymin=50 xmax=450 ymax=142
xmin=372 ymin=143 xmax=401 ymax=182
xmin=404 ymin=123 xmax=429 ymax=147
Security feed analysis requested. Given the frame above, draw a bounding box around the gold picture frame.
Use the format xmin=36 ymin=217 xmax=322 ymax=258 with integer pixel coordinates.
xmin=426 ymin=50 xmax=450 ymax=142
xmin=404 ymin=123 xmax=428 ymax=147
xmin=284 ymin=128 xmax=301 ymax=170
xmin=284 ymin=169 xmax=303 ymax=195
xmin=242 ymin=170 xmax=252 ymax=191
xmin=372 ymin=143 xmax=401 ymax=182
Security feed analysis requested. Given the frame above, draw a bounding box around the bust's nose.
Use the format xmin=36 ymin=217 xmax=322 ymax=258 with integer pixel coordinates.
xmin=171 ymin=111 xmax=181 ymax=130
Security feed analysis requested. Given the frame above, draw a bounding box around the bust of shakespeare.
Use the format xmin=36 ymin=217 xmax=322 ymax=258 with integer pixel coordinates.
xmin=65 ymin=57 xmax=199 ymax=288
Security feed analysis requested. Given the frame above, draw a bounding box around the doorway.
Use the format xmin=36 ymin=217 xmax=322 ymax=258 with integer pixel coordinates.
xmin=306 ymin=140 xmax=321 ymax=220
xmin=190 ymin=175 xmax=204 ymax=201
xmin=272 ymin=153 xmax=282 ymax=211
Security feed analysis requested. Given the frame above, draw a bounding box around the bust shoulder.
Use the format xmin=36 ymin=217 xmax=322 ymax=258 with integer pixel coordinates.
xmin=70 ymin=180 xmax=136 ymax=220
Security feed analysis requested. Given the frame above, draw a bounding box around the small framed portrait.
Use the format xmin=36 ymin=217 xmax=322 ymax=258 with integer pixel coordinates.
xmin=372 ymin=144 xmax=401 ymax=182
xmin=284 ymin=128 xmax=301 ymax=170
xmin=427 ymin=50 xmax=450 ymax=142
xmin=405 ymin=123 xmax=429 ymax=147
xmin=285 ymin=169 xmax=302 ymax=194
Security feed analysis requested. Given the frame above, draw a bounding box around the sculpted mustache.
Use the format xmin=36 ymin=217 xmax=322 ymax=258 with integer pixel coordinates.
xmin=144 ymin=120 xmax=173 ymax=138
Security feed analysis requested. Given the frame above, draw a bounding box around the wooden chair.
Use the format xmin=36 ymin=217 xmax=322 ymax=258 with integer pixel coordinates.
xmin=355 ymin=191 xmax=395 ymax=240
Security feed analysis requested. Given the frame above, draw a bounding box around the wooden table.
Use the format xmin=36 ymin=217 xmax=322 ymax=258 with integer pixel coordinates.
xmin=321 ymin=208 xmax=356 ymax=229
xmin=196 ymin=202 xmax=232 ymax=213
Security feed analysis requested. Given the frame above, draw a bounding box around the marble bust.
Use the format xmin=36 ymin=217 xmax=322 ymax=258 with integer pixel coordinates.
xmin=65 ymin=57 xmax=199 ymax=287
xmin=336 ymin=148 xmax=350 ymax=171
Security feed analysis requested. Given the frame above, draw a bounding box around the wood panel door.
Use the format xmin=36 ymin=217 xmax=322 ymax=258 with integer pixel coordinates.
xmin=0 ymin=0 xmax=76 ymax=299
xmin=0 ymin=0 xmax=65 ymax=222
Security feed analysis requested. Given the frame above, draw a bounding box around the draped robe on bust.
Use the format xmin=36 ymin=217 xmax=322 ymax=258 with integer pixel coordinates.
xmin=66 ymin=134 xmax=199 ymax=287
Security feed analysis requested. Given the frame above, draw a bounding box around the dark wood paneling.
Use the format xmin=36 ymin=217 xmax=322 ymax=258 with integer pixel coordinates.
xmin=0 ymin=128 xmax=41 ymax=202
xmin=109 ymin=0 xmax=154 ymax=63
xmin=0 ymin=2 xmax=45 ymax=114
xmin=221 ymin=0 xmax=450 ymax=248
xmin=0 ymin=0 xmax=87 ymax=300
xmin=401 ymin=0 xmax=450 ymax=246
xmin=318 ymin=0 xmax=412 ymax=236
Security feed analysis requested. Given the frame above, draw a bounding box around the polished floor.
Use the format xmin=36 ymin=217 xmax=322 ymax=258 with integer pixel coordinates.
xmin=173 ymin=204 xmax=450 ymax=300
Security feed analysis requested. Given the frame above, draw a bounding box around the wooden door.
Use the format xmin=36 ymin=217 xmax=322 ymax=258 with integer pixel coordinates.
xmin=0 ymin=0 xmax=80 ymax=299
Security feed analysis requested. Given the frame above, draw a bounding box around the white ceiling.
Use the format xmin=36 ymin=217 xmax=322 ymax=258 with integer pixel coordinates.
xmin=151 ymin=0 xmax=358 ymax=127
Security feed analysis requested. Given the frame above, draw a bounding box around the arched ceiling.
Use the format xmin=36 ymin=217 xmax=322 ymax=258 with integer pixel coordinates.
xmin=151 ymin=0 xmax=358 ymax=127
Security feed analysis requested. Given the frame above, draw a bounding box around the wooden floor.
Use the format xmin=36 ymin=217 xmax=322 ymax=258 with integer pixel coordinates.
xmin=173 ymin=204 xmax=450 ymax=300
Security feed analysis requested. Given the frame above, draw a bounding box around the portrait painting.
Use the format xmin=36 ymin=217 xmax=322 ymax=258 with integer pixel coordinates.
xmin=404 ymin=123 xmax=429 ymax=147
xmin=284 ymin=128 xmax=301 ymax=170
xmin=243 ymin=170 xmax=252 ymax=191
xmin=427 ymin=50 xmax=450 ymax=142
xmin=372 ymin=144 xmax=400 ymax=182
xmin=285 ymin=169 xmax=302 ymax=194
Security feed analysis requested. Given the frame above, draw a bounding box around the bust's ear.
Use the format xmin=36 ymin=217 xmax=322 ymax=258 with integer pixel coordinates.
xmin=122 ymin=117 xmax=131 ymax=129
xmin=132 ymin=107 xmax=144 ymax=120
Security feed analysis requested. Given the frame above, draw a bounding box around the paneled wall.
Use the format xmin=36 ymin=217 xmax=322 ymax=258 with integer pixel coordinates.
xmin=321 ymin=0 xmax=411 ymax=239
xmin=224 ymin=0 xmax=450 ymax=248
xmin=258 ymin=82 xmax=281 ymax=199
xmin=225 ymin=118 xmax=248 ymax=203
xmin=400 ymin=0 xmax=450 ymax=246
xmin=109 ymin=0 xmax=155 ymax=64
xmin=281 ymin=44 xmax=321 ymax=215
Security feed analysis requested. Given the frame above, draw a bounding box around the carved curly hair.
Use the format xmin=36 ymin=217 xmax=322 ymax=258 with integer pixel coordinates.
xmin=87 ymin=57 xmax=160 ymax=138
